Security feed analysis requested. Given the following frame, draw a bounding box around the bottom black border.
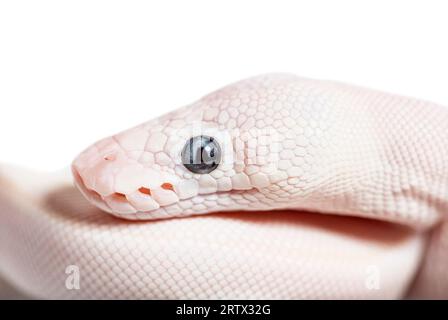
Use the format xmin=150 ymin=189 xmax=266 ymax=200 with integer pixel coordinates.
xmin=1 ymin=300 xmax=446 ymax=318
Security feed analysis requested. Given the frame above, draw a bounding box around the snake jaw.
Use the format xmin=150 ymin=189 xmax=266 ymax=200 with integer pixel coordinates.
xmin=72 ymin=160 xmax=187 ymax=217
xmin=71 ymin=135 xmax=185 ymax=216
xmin=71 ymin=165 xmax=113 ymax=214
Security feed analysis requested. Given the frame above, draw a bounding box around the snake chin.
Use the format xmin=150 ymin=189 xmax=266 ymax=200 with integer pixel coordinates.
xmin=72 ymin=165 xmax=224 ymax=219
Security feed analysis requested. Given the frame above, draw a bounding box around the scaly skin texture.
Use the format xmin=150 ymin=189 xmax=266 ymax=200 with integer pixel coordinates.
xmin=0 ymin=169 xmax=427 ymax=299
xmin=0 ymin=74 xmax=447 ymax=299
xmin=73 ymin=74 xmax=447 ymax=228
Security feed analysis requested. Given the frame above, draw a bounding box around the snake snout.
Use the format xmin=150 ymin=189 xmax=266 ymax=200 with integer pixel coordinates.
xmin=71 ymin=164 xmax=113 ymax=213
xmin=72 ymin=141 xmax=186 ymax=216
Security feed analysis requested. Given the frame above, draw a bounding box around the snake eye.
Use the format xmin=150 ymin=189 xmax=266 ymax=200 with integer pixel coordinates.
xmin=181 ymin=135 xmax=221 ymax=174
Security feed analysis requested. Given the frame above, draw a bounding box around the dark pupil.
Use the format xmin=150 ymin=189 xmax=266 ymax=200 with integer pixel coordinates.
xmin=182 ymin=135 xmax=221 ymax=174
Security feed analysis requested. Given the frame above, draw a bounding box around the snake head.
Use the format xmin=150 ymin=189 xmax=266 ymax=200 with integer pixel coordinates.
xmin=72 ymin=74 xmax=301 ymax=220
xmin=71 ymin=114 xmax=245 ymax=220
xmin=73 ymin=73 xmax=447 ymax=226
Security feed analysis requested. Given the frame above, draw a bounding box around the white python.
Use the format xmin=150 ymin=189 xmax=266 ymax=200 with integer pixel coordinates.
xmin=0 ymin=74 xmax=447 ymax=299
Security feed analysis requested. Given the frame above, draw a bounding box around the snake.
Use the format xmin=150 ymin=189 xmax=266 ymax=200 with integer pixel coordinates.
xmin=0 ymin=74 xmax=447 ymax=299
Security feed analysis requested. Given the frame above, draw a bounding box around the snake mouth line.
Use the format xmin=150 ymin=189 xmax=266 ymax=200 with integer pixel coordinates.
xmin=72 ymin=165 xmax=419 ymax=233
xmin=72 ymin=166 xmax=210 ymax=215
xmin=72 ymin=165 xmax=433 ymax=229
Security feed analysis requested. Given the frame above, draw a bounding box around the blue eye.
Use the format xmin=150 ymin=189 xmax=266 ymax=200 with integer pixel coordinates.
xmin=181 ymin=135 xmax=221 ymax=174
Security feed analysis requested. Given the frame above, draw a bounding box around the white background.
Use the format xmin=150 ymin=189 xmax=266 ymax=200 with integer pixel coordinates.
xmin=1 ymin=0 xmax=447 ymax=171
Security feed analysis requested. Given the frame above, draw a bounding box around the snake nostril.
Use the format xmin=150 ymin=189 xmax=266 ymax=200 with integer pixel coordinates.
xmin=103 ymin=154 xmax=116 ymax=161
